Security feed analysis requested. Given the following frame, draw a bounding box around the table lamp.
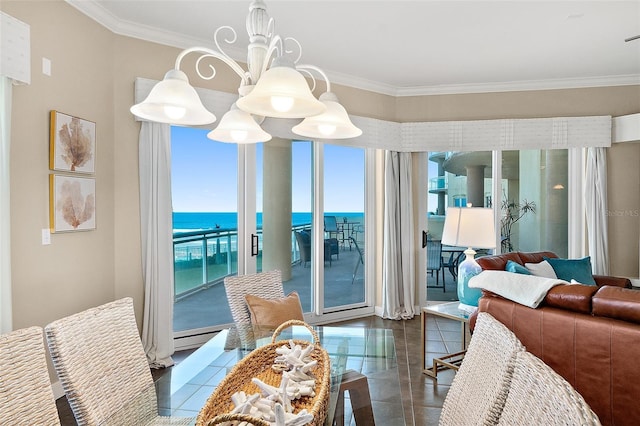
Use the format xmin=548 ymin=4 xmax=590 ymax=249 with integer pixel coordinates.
xmin=441 ymin=206 xmax=496 ymax=307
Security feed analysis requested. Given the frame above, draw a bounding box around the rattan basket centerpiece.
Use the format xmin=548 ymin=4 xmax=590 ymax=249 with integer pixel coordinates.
xmin=196 ymin=320 xmax=330 ymax=426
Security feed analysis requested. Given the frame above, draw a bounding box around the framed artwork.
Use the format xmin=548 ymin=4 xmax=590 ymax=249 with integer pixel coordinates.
xmin=49 ymin=110 xmax=96 ymax=174
xmin=49 ymin=175 xmax=96 ymax=233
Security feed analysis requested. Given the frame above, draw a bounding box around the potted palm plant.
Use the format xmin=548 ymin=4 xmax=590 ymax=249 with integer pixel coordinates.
xmin=501 ymin=199 xmax=536 ymax=252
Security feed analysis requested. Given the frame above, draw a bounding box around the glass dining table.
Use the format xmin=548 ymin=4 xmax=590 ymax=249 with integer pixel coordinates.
xmin=104 ymin=324 xmax=404 ymax=425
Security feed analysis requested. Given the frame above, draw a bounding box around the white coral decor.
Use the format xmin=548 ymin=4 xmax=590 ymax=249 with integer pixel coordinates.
xmin=220 ymin=340 xmax=318 ymax=426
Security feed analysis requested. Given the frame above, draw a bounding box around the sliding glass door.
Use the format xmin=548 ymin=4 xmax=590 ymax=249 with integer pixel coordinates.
xmin=171 ymin=127 xmax=239 ymax=334
xmin=171 ymin=130 xmax=372 ymax=346
xmin=323 ymin=144 xmax=366 ymax=311
xmin=423 ymin=149 xmax=569 ymax=304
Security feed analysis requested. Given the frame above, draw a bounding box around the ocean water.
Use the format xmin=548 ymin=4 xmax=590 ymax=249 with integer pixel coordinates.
xmin=173 ymin=212 xmax=364 ymax=232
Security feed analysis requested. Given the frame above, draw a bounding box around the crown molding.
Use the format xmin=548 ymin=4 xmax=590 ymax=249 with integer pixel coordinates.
xmin=66 ymin=0 xmax=640 ymax=97
xmin=392 ymin=74 xmax=640 ymax=97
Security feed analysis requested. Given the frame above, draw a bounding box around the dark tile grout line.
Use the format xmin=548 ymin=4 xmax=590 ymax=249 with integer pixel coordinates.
xmin=401 ymin=319 xmax=416 ymax=426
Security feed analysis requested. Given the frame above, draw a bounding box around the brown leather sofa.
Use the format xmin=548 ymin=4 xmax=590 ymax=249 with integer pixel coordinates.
xmin=469 ymin=251 xmax=638 ymax=426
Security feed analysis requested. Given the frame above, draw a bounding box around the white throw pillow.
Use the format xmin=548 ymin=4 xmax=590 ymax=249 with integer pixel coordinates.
xmin=524 ymin=260 xmax=557 ymax=279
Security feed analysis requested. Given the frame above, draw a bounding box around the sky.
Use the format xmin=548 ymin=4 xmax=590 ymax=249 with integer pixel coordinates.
xmin=171 ymin=126 xmax=366 ymax=213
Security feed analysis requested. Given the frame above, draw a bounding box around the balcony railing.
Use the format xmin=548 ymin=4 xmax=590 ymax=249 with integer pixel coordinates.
xmin=429 ymin=176 xmax=447 ymax=191
xmin=173 ymin=223 xmax=311 ymax=301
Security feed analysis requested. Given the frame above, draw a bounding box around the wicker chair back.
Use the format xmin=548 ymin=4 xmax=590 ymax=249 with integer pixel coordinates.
xmin=0 ymin=326 xmax=60 ymax=425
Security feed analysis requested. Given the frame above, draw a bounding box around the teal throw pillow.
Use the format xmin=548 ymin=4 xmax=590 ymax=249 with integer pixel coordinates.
xmin=544 ymin=256 xmax=596 ymax=285
xmin=505 ymin=260 xmax=531 ymax=275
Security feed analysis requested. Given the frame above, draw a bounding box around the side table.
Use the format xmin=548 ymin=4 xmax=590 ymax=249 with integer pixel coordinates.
xmin=421 ymin=302 xmax=473 ymax=379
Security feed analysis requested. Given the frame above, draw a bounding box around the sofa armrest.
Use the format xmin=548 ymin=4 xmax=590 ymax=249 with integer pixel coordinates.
xmin=593 ymin=275 xmax=632 ymax=288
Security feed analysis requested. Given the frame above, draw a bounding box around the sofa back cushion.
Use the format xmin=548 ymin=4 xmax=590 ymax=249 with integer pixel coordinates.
xmin=477 ymin=252 xmax=523 ymax=271
xmin=544 ymin=284 xmax=598 ymax=314
xmin=477 ymin=251 xmax=558 ymax=271
xmin=592 ymin=286 xmax=640 ymax=324
xmin=518 ymin=251 xmax=558 ymax=264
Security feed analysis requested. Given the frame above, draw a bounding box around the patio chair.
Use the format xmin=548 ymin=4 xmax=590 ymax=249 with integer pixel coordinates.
xmin=426 ymin=238 xmax=446 ymax=291
xmin=324 ymin=216 xmax=340 ymax=261
xmin=295 ymin=229 xmax=338 ymax=267
xmin=294 ymin=230 xmax=311 ymax=267
xmin=350 ymin=236 xmax=364 ymax=285
xmin=0 ymin=326 xmax=61 ymax=425
xmin=324 ymin=215 xmax=340 ymax=240
xmin=44 ymin=298 xmax=193 ymax=426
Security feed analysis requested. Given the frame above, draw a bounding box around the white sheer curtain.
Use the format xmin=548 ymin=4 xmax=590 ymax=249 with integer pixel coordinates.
xmin=585 ymin=147 xmax=609 ymax=275
xmin=138 ymin=121 xmax=175 ymax=368
xmin=382 ymin=151 xmax=415 ymax=319
xmin=0 ymin=77 xmax=13 ymax=334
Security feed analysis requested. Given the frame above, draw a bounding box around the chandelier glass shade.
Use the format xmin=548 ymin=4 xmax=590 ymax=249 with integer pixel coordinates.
xmin=207 ymin=105 xmax=272 ymax=144
xmin=235 ymin=58 xmax=326 ymax=119
xmin=292 ymin=92 xmax=363 ymax=139
xmin=130 ymin=70 xmax=216 ymax=125
xmin=130 ymin=0 xmax=361 ymax=143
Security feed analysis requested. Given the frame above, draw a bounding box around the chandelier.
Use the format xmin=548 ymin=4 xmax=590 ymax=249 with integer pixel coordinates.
xmin=130 ymin=0 xmax=362 ymax=143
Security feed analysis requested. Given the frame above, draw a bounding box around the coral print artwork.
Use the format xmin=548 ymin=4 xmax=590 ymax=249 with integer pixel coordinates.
xmin=50 ymin=111 xmax=96 ymax=173
xmin=49 ymin=175 xmax=96 ymax=232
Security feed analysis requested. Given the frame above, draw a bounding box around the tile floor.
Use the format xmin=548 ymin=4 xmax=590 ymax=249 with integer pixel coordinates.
xmin=56 ymin=310 xmax=462 ymax=425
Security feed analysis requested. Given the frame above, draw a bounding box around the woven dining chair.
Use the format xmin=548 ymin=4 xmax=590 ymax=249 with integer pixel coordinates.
xmin=224 ymin=270 xmax=285 ymax=325
xmin=439 ymin=312 xmax=524 ymax=426
xmin=44 ymin=298 xmax=193 ymax=426
xmin=223 ymin=270 xmax=285 ymax=348
xmin=497 ymin=350 xmax=601 ymax=426
xmin=0 ymin=326 xmax=60 ymax=426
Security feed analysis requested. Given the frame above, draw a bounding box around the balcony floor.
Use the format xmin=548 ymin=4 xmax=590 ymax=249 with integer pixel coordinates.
xmin=174 ymin=245 xmax=459 ymax=332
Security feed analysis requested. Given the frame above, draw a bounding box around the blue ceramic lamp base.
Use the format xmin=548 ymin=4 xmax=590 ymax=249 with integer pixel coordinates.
xmin=457 ymin=249 xmax=483 ymax=307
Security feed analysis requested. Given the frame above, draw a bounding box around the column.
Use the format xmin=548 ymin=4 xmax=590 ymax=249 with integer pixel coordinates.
xmin=545 ymin=149 xmax=568 ymax=257
xmin=262 ymin=137 xmax=293 ymax=280
xmin=465 ymin=165 xmax=486 ymax=207
xmin=437 ymin=159 xmax=445 ymax=216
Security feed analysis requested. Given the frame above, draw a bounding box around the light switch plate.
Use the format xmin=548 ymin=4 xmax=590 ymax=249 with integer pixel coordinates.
xmin=42 ymin=228 xmax=51 ymax=245
xmin=42 ymin=57 xmax=51 ymax=76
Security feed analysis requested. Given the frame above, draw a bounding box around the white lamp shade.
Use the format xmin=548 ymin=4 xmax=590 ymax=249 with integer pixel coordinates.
xmin=292 ymin=92 xmax=362 ymax=139
xmin=207 ymin=107 xmax=272 ymax=144
xmin=130 ymin=69 xmax=216 ymax=125
xmin=236 ymin=59 xmax=326 ymax=119
xmin=441 ymin=207 xmax=496 ymax=249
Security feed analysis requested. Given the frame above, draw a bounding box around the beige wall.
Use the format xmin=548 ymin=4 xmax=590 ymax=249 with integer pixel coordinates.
xmin=396 ymin=86 xmax=640 ymax=121
xmin=3 ymin=0 xmax=639 ymax=342
xmin=608 ymin=141 xmax=640 ymax=278
xmin=4 ymin=1 xmax=116 ymax=329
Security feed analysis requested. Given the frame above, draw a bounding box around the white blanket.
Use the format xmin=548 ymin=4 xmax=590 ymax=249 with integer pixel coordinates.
xmin=469 ymin=270 xmax=569 ymax=308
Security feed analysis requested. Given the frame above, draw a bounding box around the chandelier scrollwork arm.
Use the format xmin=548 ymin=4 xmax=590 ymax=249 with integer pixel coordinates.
xmin=283 ymin=37 xmax=303 ymax=64
xmin=213 ymin=26 xmax=242 ymax=61
xmin=174 ymin=46 xmax=249 ymax=87
xmin=297 ymin=64 xmax=331 ymax=93
xmin=261 ymin=34 xmax=283 ymax=76
xmin=131 ymin=0 xmax=360 ymax=138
